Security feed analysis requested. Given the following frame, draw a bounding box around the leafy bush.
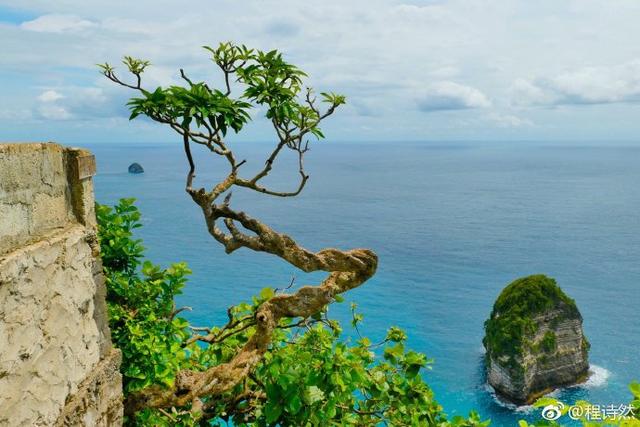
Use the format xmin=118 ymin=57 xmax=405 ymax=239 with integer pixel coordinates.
xmin=97 ymin=199 xmax=192 ymax=393
xmin=97 ymin=199 xmax=488 ymax=426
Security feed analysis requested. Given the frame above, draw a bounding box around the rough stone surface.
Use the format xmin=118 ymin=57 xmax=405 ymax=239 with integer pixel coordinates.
xmin=484 ymin=276 xmax=589 ymax=404
xmin=0 ymin=143 xmax=123 ymax=426
xmin=55 ymin=349 xmax=123 ymax=427
xmin=0 ymin=143 xmax=74 ymax=256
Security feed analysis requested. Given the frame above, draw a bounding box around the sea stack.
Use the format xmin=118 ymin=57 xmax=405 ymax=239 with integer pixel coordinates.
xmin=483 ymin=274 xmax=590 ymax=405
xmin=128 ymin=162 xmax=144 ymax=174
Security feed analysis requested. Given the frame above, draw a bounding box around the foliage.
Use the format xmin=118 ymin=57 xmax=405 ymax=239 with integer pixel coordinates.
xmin=483 ymin=275 xmax=581 ymax=368
xmin=99 ymin=41 xmax=346 ymax=142
xmin=539 ymin=331 xmax=557 ymax=353
xmin=96 ymin=199 xmax=192 ymax=393
xmin=96 ymin=41 xmax=638 ymax=427
xmin=491 ymin=275 xmax=578 ymax=318
xmin=97 ymin=199 xmax=487 ymax=426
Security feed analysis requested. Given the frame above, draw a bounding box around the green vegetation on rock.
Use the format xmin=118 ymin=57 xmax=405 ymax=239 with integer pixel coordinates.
xmin=483 ymin=274 xmax=579 ymax=368
xmin=539 ymin=331 xmax=557 ymax=353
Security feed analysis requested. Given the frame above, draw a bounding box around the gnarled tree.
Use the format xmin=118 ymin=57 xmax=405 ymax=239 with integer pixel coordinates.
xmin=101 ymin=43 xmax=379 ymax=419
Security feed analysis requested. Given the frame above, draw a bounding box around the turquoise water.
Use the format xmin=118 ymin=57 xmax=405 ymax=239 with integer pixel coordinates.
xmin=86 ymin=141 xmax=640 ymax=426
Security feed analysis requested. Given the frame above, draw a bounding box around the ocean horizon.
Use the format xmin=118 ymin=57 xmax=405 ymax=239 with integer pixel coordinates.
xmin=85 ymin=140 xmax=640 ymax=425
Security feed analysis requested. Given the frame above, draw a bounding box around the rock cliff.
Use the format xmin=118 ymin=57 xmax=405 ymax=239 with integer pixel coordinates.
xmin=483 ymin=274 xmax=590 ymax=405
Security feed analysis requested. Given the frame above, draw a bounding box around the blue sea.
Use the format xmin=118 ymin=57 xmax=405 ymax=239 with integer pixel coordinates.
xmin=84 ymin=140 xmax=640 ymax=426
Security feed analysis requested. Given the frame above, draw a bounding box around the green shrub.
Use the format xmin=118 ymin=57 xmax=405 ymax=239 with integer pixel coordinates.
xmin=97 ymin=199 xmax=192 ymax=393
xmin=97 ymin=199 xmax=488 ymax=426
xmin=98 ymin=201 xmax=638 ymax=426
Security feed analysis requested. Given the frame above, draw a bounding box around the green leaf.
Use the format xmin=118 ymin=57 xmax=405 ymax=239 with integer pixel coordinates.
xmin=264 ymin=401 xmax=282 ymax=424
xmin=303 ymin=386 xmax=325 ymax=405
xmin=533 ymin=397 xmax=560 ymax=408
xmin=259 ymin=287 xmax=275 ymax=301
xmin=287 ymin=394 xmax=302 ymax=414
xmin=386 ymin=326 xmax=407 ymax=342
xmin=630 ymin=381 xmax=640 ymax=398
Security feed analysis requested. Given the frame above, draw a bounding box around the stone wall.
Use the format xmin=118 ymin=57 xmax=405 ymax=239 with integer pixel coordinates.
xmin=0 ymin=143 xmax=123 ymax=426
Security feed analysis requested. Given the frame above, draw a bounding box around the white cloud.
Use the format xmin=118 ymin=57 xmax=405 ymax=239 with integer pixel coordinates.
xmin=32 ymin=85 xmax=128 ymax=122
xmin=0 ymin=108 xmax=32 ymax=121
xmin=38 ymin=90 xmax=64 ymax=102
xmin=101 ymin=18 xmax=160 ymax=35
xmin=429 ymin=66 xmax=460 ymax=79
xmin=393 ymin=3 xmax=452 ymax=22
xmin=21 ymin=14 xmax=95 ymax=33
xmin=3 ymin=0 xmax=640 ymax=141
xmin=37 ymin=104 xmax=72 ymax=120
xmin=36 ymin=89 xmax=71 ymax=120
xmin=511 ymin=79 xmax=554 ymax=106
xmin=417 ymin=81 xmax=491 ymax=112
xmin=512 ymin=60 xmax=640 ymax=106
xmin=486 ymin=113 xmax=533 ymax=128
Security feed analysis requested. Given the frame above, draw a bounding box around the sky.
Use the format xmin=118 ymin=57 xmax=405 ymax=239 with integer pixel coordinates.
xmin=1 ymin=0 xmax=640 ymax=143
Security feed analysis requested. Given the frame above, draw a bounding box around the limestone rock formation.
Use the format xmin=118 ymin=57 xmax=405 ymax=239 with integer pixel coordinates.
xmin=483 ymin=274 xmax=590 ymax=405
xmin=128 ymin=162 xmax=144 ymax=174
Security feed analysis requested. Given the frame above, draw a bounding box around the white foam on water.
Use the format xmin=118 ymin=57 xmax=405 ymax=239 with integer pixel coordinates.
xmin=483 ymin=383 xmax=541 ymax=413
xmin=484 ymin=365 xmax=611 ymax=415
xmin=484 ymin=364 xmax=616 ymax=414
xmin=576 ymin=364 xmax=611 ymax=389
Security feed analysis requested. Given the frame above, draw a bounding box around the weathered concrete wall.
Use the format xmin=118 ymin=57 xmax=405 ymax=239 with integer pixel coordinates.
xmin=0 ymin=143 xmax=122 ymax=426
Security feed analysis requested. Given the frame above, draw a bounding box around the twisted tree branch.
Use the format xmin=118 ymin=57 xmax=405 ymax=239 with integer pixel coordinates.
xmin=124 ymin=232 xmax=377 ymax=414
xmin=104 ymin=45 xmax=369 ymax=420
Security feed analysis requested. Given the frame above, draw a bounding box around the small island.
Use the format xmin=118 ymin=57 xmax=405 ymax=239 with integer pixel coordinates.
xmin=483 ymin=274 xmax=590 ymax=405
xmin=128 ymin=162 xmax=144 ymax=174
